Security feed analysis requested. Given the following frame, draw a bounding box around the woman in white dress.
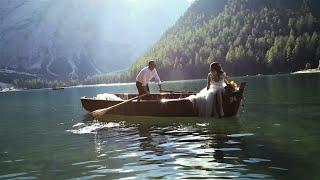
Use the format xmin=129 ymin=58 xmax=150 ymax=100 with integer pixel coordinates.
xmin=188 ymin=62 xmax=229 ymax=117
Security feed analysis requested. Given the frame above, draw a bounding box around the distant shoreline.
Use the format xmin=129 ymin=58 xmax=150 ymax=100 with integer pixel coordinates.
xmin=292 ymin=69 xmax=320 ymax=74
xmin=1 ymin=71 xmax=319 ymax=93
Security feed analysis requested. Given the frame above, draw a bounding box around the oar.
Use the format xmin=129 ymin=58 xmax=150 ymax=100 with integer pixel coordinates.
xmin=91 ymin=94 xmax=147 ymax=118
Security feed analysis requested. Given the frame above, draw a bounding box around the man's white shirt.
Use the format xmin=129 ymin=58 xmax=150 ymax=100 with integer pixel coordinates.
xmin=136 ymin=66 xmax=161 ymax=86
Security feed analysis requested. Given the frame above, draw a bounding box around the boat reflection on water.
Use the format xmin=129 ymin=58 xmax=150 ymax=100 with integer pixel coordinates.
xmin=77 ymin=115 xmax=271 ymax=179
xmin=78 ymin=114 xmax=307 ymax=179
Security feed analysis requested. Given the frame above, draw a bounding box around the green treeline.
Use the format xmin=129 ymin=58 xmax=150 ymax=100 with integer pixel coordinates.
xmin=84 ymin=0 xmax=320 ymax=85
xmin=12 ymin=73 xmax=123 ymax=89
xmin=13 ymin=79 xmax=78 ymax=89
xmin=82 ymin=73 xmax=124 ymax=85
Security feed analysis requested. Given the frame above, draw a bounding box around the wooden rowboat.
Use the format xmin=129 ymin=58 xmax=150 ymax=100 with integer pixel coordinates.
xmin=81 ymin=82 xmax=246 ymax=117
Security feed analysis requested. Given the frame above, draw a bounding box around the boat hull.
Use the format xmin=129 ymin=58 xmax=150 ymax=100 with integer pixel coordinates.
xmin=81 ymin=82 xmax=246 ymax=117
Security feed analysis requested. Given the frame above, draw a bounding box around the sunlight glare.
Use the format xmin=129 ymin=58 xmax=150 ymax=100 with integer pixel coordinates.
xmin=127 ymin=0 xmax=138 ymax=4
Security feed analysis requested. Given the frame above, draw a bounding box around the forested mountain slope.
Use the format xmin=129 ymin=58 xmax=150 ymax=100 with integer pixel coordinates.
xmin=122 ymin=0 xmax=320 ymax=81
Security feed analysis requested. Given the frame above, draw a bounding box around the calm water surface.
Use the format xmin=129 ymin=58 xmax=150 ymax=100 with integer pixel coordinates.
xmin=0 ymin=73 xmax=320 ymax=179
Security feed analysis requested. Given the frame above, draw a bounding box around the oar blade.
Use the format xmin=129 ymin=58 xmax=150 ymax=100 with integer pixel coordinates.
xmin=90 ymin=94 xmax=147 ymax=118
xmin=91 ymin=108 xmax=108 ymax=118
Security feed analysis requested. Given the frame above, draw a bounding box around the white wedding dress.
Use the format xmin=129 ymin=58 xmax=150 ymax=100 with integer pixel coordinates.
xmin=187 ymin=72 xmax=226 ymax=117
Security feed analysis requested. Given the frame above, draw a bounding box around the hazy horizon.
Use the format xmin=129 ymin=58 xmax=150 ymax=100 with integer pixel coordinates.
xmin=0 ymin=0 xmax=192 ymax=82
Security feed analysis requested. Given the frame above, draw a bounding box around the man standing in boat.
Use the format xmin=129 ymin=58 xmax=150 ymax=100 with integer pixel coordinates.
xmin=136 ymin=60 xmax=162 ymax=95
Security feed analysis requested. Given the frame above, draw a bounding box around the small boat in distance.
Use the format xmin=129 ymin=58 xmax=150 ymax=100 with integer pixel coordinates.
xmin=52 ymin=87 xmax=65 ymax=90
xmin=81 ymin=82 xmax=246 ymax=117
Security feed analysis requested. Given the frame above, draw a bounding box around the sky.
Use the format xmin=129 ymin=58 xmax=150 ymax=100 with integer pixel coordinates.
xmin=99 ymin=0 xmax=192 ymax=47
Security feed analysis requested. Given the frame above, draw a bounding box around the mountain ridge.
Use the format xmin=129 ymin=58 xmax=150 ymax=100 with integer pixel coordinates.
xmin=0 ymin=0 xmax=139 ymax=80
xmin=0 ymin=0 xmax=189 ymax=83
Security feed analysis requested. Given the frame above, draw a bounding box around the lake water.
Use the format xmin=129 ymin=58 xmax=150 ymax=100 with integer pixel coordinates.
xmin=0 ymin=73 xmax=319 ymax=179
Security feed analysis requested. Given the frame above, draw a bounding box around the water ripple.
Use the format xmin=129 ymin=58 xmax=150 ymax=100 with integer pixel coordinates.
xmin=227 ymin=133 xmax=254 ymax=137
xmin=243 ymin=158 xmax=271 ymax=164
xmin=0 ymin=172 xmax=28 ymax=179
xmin=67 ymin=121 xmax=120 ymax=134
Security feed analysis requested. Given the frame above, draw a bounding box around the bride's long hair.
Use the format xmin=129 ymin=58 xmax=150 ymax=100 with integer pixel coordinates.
xmin=210 ymin=62 xmax=224 ymax=82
